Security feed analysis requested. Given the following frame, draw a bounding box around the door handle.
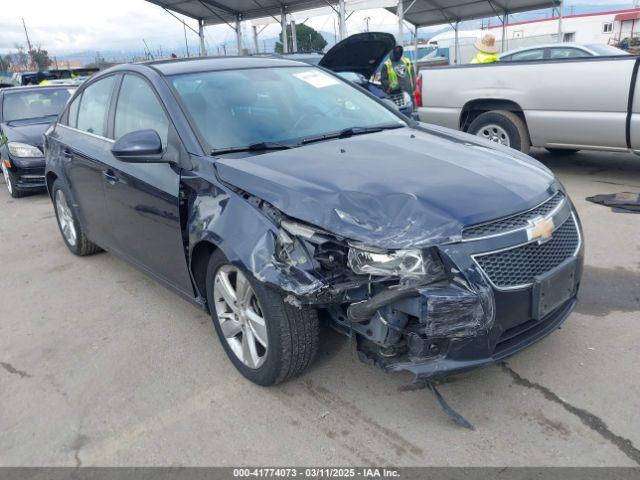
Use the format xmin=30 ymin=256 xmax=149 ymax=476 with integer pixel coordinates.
xmin=102 ymin=170 xmax=119 ymax=185
xmin=63 ymin=148 xmax=74 ymax=159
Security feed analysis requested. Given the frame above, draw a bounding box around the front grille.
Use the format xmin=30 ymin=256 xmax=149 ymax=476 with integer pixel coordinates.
xmin=463 ymin=191 xmax=565 ymax=239
xmin=388 ymin=92 xmax=406 ymax=107
xmin=474 ymin=215 xmax=579 ymax=289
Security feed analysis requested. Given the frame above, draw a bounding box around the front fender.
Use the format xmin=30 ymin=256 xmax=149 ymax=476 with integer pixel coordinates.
xmin=186 ymin=177 xmax=324 ymax=298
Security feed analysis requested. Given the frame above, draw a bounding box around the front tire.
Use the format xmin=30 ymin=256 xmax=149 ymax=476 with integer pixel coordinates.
xmin=51 ymin=179 xmax=101 ymax=256
xmin=468 ymin=110 xmax=531 ymax=154
xmin=2 ymin=162 xmax=27 ymax=198
xmin=206 ymin=250 xmax=319 ymax=386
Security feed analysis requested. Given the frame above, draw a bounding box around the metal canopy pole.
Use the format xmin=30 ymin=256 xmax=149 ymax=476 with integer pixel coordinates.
xmin=557 ymin=1 xmax=564 ymax=42
xmin=413 ymin=24 xmax=419 ymax=75
xmin=454 ymin=20 xmax=459 ymax=64
xmin=397 ymin=0 xmax=405 ymax=45
xmin=281 ymin=7 xmax=289 ymax=53
xmin=235 ymin=15 xmax=243 ymax=54
xmin=501 ymin=12 xmax=507 ymax=51
xmin=291 ymin=20 xmax=298 ymax=52
xmin=253 ymin=25 xmax=260 ymax=53
xmin=198 ymin=19 xmax=207 ymax=56
xmin=338 ymin=0 xmax=347 ymax=40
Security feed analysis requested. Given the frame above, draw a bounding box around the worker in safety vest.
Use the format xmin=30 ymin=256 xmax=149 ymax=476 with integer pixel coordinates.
xmin=381 ymin=45 xmax=414 ymax=95
xmin=471 ymin=33 xmax=500 ymax=64
xmin=36 ymin=72 xmax=50 ymax=85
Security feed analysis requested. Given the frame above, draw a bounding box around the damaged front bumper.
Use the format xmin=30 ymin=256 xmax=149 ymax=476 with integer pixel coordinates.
xmin=209 ymin=185 xmax=583 ymax=383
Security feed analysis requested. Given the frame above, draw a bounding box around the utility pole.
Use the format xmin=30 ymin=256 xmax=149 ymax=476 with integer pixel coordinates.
xmin=364 ymin=17 xmax=370 ymax=32
xmin=22 ymin=18 xmax=33 ymax=51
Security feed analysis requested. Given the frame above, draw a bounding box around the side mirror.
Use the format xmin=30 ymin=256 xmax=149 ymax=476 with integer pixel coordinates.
xmin=111 ymin=129 xmax=165 ymax=162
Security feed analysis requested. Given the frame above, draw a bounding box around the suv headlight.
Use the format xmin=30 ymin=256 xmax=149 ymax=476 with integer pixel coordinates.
xmin=8 ymin=142 xmax=43 ymax=158
xmin=347 ymin=247 xmax=445 ymax=279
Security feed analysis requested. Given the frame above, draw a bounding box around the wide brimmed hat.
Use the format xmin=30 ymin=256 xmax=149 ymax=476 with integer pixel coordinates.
xmin=475 ymin=33 xmax=499 ymax=54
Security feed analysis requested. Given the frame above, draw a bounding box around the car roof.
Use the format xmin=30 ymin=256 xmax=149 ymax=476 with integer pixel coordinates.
xmin=143 ymin=56 xmax=310 ymax=76
xmin=500 ymin=43 xmax=590 ymax=57
xmin=1 ymin=84 xmax=76 ymax=93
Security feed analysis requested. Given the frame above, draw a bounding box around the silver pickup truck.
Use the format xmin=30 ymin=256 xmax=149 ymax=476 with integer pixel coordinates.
xmin=415 ymin=55 xmax=640 ymax=154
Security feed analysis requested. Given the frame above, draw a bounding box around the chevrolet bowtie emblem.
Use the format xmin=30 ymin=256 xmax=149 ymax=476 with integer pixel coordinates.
xmin=527 ymin=216 xmax=554 ymax=243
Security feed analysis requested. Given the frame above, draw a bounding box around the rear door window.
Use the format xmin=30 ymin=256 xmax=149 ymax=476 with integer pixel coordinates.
xmin=114 ymin=74 xmax=169 ymax=146
xmin=76 ymin=76 xmax=115 ymax=137
xmin=507 ymin=49 xmax=545 ymax=62
xmin=549 ymin=47 xmax=590 ymax=59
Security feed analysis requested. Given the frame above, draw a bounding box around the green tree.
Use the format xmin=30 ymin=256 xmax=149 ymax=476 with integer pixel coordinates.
xmin=275 ymin=23 xmax=327 ymax=54
xmin=29 ymin=46 xmax=51 ymax=71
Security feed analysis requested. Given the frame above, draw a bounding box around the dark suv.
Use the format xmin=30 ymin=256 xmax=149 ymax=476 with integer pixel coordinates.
xmin=44 ymin=57 xmax=583 ymax=387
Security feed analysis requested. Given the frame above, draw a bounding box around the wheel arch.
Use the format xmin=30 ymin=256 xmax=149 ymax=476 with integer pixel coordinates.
xmin=460 ymin=99 xmax=527 ymax=132
xmin=46 ymin=171 xmax=58 ymax=199
xmin=190 ymin=239 xmax=219 ymax=303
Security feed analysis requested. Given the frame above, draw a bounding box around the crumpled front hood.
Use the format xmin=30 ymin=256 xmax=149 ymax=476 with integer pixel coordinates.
xmin=1 ymin=120 xmax=49 ymax=148
xmin=215 ymin=126 xmax=556 ymax=249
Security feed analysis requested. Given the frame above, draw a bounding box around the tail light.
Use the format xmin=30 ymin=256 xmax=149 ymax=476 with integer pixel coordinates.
xmin=414 ymin=75 xmax=422 ymax=107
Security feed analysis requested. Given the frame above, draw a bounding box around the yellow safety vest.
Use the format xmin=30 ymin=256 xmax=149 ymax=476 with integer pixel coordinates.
xmin=471 ymin=52 xmax=500 ymax=64
xmin=384 ymin=57 xmax=413 ymax=91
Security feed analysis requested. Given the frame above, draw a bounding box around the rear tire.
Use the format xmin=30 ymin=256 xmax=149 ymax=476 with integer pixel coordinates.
xmin=546 ymin=148 xmax=579 ymax=155
xmin=206 ymin=249 xmax=319 ymax=386
xmin=2 ymin=162 xmax=28 ymax=198
xmin=52 ymin=179 xmax=102 ymax=256
xmin=468 ymin=110 xmax=531 ymax=154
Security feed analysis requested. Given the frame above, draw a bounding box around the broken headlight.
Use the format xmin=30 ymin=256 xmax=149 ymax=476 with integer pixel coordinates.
xmin=347 ymin=247 xmax=445 ymax=279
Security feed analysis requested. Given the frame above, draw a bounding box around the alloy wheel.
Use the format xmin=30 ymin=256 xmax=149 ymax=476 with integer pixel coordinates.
xmin=2 ymin=163 xmax=13 ymax=194
xmin=477 ymin=124 xmax=510 ymax=147
xmin=213 ymin=265 xmax=268 ymax=369
xmin=55 ymin=189 xmax=77 ymax=247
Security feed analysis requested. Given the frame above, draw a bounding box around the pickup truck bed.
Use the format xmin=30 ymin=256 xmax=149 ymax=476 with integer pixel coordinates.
xmin=416 ymin=55 xmax=640 ymax=154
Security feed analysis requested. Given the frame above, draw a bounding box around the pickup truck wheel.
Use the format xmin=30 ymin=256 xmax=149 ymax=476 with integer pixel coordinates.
xmin=2 ymin=162 xmax=27 ymax=198
xmin=546 ymin=148 xmax=579 ymax=155
xmin=468 ymin=110 xmax=531 ymax=154
xmin=206 ymin=250 xmax=319 ymax=386
xmin=52 ymin=179 xmax=102 ymax=256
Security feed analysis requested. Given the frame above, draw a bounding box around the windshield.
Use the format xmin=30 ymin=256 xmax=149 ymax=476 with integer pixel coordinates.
xmin=3 ymin=88 xmax=73 ymax=122
xmin=170 ymin=66 xmax=404 ymax=151
xmin=585 ymin=44 xmax=629 ymax=56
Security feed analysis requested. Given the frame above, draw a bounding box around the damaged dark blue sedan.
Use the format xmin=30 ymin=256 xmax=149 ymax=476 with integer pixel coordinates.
xmin=44 ymin=57 xmax=583 ymax=388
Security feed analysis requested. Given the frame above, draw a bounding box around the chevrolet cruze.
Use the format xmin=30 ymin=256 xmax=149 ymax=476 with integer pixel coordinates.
xmin=44 ymin=57 xmax=583 ymax=387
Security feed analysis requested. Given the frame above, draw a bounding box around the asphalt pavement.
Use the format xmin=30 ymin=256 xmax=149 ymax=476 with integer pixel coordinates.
xmin=1 ymin=148 xmax=639 ymax=466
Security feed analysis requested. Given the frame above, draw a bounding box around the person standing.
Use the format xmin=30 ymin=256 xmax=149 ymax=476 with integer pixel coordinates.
xmin=471 ymin=33 xmax=500 ymax=64
xmin=381 ymin=45 xmax=414 ymax=94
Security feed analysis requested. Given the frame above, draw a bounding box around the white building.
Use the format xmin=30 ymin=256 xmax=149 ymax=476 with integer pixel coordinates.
xmin=487 ymin=7 xmax=640 ymax=46
xmin=427 ymin=7 xmax=640 ymax=63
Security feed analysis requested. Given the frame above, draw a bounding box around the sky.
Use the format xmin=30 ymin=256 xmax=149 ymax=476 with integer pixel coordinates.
xmin=0 ymin=0 xmax=634 ymax=59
